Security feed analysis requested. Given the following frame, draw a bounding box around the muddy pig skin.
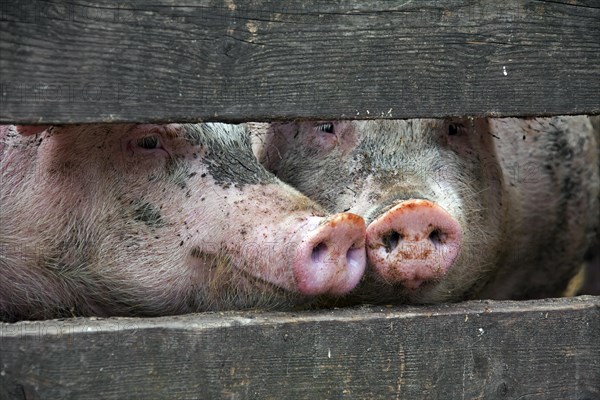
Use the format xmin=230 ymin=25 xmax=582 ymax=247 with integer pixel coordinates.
xmin=252 ymin=117 xmax=599 ymax=304
xmin=0 ymin=124 xmax=367 ymax=321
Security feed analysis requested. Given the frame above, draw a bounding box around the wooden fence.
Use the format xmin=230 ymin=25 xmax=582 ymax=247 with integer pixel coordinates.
xmin=1 ymin=1 xmax=599 ymax=399
xmin=1 ymin=297 xmax=599 ymax=399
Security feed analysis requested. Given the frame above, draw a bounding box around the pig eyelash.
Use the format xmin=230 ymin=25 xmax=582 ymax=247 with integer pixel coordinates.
xmin=316 ymin=123 xmax=335 ymax=134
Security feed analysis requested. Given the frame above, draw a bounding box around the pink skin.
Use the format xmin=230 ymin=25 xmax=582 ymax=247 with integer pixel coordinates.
xmin=366 ymin=200 xmax=462 ymax=289
xmin=227 ymin=208 xmax=366 ymax=297
xmin=15 ymin=125 xmax=49 ymax=136
xmin=1 ymin=123 xmax=368 ymax=319
xmin=293 ymin=213 xmax=366 ymax=295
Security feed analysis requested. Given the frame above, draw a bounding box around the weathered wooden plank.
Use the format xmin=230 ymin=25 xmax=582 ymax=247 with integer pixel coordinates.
xmin=0 ymin=0 xmax=598 ymax=124
xmin=1 ymin=296 xmax=598 ymax=400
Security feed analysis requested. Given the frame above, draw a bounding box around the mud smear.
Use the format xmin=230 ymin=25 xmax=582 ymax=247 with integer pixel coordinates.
xmin=133 ymin=201 xmax=165 ymax=228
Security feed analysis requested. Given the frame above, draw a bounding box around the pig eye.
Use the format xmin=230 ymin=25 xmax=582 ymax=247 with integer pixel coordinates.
xmin=136 ymin=135 xmax=161 ymax=150
xmin=447 ymin=123 xmax=465 ymax=136
xmin=448 ymin=124 xmax=459 ymax=136
xmin=317 ymin=123 xmax=335 ymax=134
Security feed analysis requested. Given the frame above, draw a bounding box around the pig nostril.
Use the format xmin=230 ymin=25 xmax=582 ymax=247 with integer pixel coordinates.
xmin=346 ymin=247 xmax=361 ymax=266
xmin=429 ymin=229 xmax=443 ymax=246
xmin=311 ymin=242 xmax=328 ymax=264
xmin=382 ymin=231 xmax=402 ymax=252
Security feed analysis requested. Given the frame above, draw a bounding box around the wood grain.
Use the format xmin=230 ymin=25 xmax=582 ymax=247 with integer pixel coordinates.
xmin=1 ymin=0 xmax=599 ymax=124
xmin=1 ymin=296 xmax=598 ymax=399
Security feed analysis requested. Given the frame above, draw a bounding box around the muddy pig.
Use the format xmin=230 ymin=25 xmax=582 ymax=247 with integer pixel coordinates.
xmin=252 ymin=117 xmax=599 ymax=304
xmin=0 ymin=123 xmax=367 ymax=321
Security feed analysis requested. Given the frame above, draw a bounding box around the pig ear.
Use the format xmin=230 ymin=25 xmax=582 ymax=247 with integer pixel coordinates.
xmin=15 ymin=125 xmax=50 ymax=136
xmin=259 ymin=123 xmax=296 ymax=172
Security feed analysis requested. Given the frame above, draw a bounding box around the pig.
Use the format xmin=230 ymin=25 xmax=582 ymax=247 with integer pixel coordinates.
xmin=0 ymin=123 xmax=367 ymax=322
xmin=252 ymin=116 xmax=599 ymax=304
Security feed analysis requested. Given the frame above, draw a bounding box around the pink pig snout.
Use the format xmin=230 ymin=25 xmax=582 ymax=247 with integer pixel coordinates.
xmin=366 ymin=199 xmax=462 ymax=289
xmin=294 ymin=213 xmax=366 ymax=296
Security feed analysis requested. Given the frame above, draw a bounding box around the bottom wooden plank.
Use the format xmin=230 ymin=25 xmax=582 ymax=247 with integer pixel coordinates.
xmin=1 ymin=296 xmax=599 ymax=400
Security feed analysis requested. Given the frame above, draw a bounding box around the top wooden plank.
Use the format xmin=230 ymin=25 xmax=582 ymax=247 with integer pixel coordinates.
xmin=0 ymin=0 xmax=599 ymax=124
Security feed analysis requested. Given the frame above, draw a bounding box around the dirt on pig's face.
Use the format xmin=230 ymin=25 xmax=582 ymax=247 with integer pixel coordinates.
xmin=262 ymin=119 xmax=508 ymax=304
xmin=1 ymin=123 xmax=341 ymax=320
